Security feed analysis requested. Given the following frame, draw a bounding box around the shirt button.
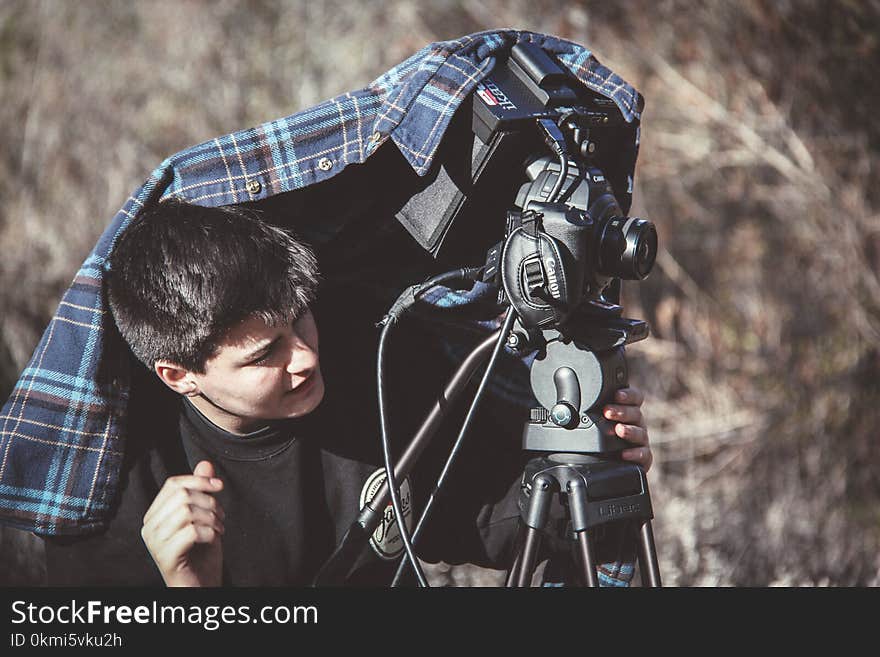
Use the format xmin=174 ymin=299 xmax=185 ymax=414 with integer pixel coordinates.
xmin=367 ymin=131 xmax=382 ymax=153
xmin=246 ymin=179 xmax=262 ymax=195
xmin=318 ymin=157 xmax=333 ymax=171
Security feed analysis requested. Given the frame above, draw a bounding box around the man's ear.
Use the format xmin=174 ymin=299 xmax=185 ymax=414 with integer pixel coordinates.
xmin=154 ymin=360 xmax=200 ymax=396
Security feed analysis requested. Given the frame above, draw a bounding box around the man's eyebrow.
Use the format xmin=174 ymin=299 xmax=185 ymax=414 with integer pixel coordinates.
xmin=241 ymin=336 xmax=281 ymax=361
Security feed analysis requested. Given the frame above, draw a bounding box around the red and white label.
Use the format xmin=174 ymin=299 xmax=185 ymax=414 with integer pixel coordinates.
xmin=476 ymin=83 xmax=498 ymax=106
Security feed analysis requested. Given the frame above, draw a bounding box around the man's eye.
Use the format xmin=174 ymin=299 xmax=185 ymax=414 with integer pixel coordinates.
xmin=250 ymin=351 xmax=271 ymax=365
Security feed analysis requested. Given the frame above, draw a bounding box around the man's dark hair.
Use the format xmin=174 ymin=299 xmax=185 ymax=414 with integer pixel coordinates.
xmin=106 ymin=198 xmax=319 ymax=373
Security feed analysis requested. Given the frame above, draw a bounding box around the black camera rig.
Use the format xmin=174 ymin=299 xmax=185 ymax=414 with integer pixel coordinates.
xmin=316 ymin=41 xmax=661 ymax=587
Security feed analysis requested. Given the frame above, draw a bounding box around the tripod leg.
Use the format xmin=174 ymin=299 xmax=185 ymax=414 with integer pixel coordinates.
xmin=636 ymin=520 xmax=662 ymax=587
xmin=506 ymin=553 xmax=523 ymax=587
xmin=505 ymin=524 xmax=526 ymax=587
xmin=566 ymin=478 xmax=600 ymax=587
xmin=512 ymin=473 xmax=555 ymax=587
xmin=574 ymin=531 xmax=599 ymax=587
xmin=515 ymin=527 xmax=544 ymax=587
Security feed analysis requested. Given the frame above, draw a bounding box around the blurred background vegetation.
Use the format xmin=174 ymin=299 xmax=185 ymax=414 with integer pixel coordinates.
xmin=1 ymin=0 xmax=878 ymax=586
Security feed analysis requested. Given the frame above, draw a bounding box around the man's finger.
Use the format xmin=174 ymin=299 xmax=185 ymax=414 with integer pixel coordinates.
xmin=621 ymin=447 xmax=653 ymax=471
xmin=154 ymin=524 xmax=221 ymax=573
xmin=614 ymin=386 xmax=645 ymax=406
xmin=614 ymin=423 xmax=648 ymax=445
xmin=145 ymin=487 xmax=224 ymax=535
xmin=143 ymin=474 xmax=222 ymax=527
xmin=144 ymin=486 xmax=224 ymax=534
xmin=150 ymin=503 xmax=225 ymax=545
xmin=193 ymin=460 xmax=216 ymax=479
xmin=604 ymin=405 xmax=644 ymax=427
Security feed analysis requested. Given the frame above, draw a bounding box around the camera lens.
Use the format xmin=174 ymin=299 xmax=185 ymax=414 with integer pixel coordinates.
xmin=597 ymin=216 xmax=658 ymax=280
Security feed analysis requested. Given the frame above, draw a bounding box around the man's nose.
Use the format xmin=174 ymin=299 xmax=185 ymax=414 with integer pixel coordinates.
xmin=284 ymin=336 xmax=315 ymax=375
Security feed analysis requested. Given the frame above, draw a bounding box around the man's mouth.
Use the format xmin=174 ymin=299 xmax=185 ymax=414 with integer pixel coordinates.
xmin=287 ymin=371 xmax=317 ymax=396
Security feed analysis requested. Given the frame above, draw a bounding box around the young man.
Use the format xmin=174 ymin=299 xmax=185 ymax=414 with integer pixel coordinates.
xmin=44 ymin=198 xmax=653 ymax=586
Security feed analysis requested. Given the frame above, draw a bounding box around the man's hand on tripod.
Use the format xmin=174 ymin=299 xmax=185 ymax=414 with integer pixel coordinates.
xmin=604 ymin=386 xmax=653 ymax=472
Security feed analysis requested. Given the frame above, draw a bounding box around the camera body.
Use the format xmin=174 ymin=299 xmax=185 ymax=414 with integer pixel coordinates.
xmin=469 ymin=42 xmax=657 ymax=330
xmin=501 ymin=155 xmax=657 ymax=330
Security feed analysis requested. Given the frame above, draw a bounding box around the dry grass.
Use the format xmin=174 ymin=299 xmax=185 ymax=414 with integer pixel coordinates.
xmin=1 ymin=0 xmax=878 ymax=586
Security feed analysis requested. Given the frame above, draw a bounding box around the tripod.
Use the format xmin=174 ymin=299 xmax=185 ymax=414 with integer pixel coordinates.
xmin=313 ymin=296 xmax=663 ymax=587
xmin=508 ymin=455 xmax=660 ymax=587
xmin=503 ymin=322 xmax=662 ymax=587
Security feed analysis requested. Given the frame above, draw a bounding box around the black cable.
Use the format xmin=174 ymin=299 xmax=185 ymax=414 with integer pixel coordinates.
xmin=414 ymin=267 xmax=484 ymax=302
xmin=392 ymin=306 xmax=517 ymax=586
xmin=537 ymin=117 xmax=569 ymax=203
xmin=377 ymin=313 xmax=429 ymax=587
xmin=550 ymin=151 xmax=568 ymax=203
xmin=376 ymin=265 xmax=486 ymax=588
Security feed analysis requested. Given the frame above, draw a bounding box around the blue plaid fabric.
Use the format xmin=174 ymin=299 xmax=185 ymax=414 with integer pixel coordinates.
xmin=0 ymin=29 xmax=643 ymax=584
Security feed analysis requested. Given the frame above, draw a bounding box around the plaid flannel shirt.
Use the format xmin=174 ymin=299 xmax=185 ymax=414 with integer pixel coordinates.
xmin=0 ymin=29 xmax=643 ymax=586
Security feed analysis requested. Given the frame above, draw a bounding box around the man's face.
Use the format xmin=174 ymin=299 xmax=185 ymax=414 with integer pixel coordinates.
xmin=190 ymin=309 xmax=325 ymax=428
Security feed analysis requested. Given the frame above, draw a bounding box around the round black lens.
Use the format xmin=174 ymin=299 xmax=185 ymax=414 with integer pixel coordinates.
xmin=633 ymin=221 xmax=658 ymax=279
xmin=597 ymin=217 xmax=658 ymax=280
